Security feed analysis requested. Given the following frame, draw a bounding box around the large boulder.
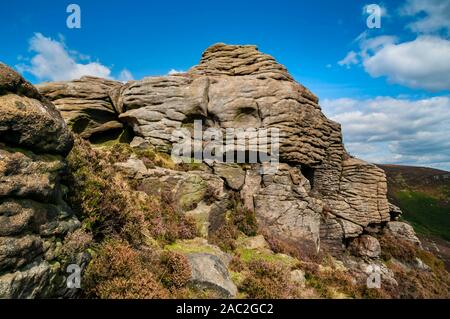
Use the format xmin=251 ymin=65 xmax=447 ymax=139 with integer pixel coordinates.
xmin=0 ymin=63 xmax=83 ymax=298
xmin=0 ymin=63 xmax=73 ymax=155
xmin=187 ymin=253 xmax=237 ymax=298
xmin=349 ymin=235 xmax=381 ymax=258
xmin=37 ymin=76 xmax=123 ymax=141
xmin=27 ymin=44 xmax=401 ymax=256
xmin=386 ymin=221 xmax=421 ymax=246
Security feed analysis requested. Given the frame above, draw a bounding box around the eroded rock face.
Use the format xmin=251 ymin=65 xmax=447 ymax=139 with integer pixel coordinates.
xmin=37 ymin=76 xmax=123 ymax=141
xmin=254 ymin=163 xmax=322 ymax=248
xmin=386 ymin=221 xmax=421 ymax=247
xmin=187 ymin=253 xmax=237 ymax=298
xmin=0 ymin=64 xmax=73 ymax=155
xmin=349 ymin=235 xmax=381 ymax=258
xmin=0 ymin=64 xmax=82 ymax=298
xmin=35 ymin=44 xmax=414 ymax=255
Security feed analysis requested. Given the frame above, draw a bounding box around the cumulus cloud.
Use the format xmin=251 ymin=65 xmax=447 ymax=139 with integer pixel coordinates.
xmin=17 ymin=33 xmax=133 ymax=82
xmin=339 ymin=33 xmax=450 ymax=91
xmin=338 ymin=1 xmax=450 ymax=92
xmin=337 ymin=51 xmax=359 ymax=68
xmin=400 ymin=0 xmax=450 ymax=35
xmin=118 ymin=69 xmax=134 ymax=82
xmin=167 ymin=69 xmax=185 ymax=75
xmin=363 ymin=36 xmax=450 ymax=91
xmin=322 ymin=96 xmax=450 ymax=170
xmin=362 ymin=3 xmax=389 ymax=18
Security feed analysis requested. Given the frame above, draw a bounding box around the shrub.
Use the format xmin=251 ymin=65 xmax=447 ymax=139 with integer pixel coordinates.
xmin=208 ymin=193 xmax=258 ymax=251
xmin=66 ymin=137 xmax=198 ymax=244
xmin=209 ymin=224 xmax=238 ymax=252
xmin=230 ymin=192 xmax=258 ymax=237
xmin=160 ymin=251 xmax=192 ymax=289
xmin=378 ymin=232 xmax=450 ymax=298
xmin=66 ymin=138 xmax=135 ymax=238
xmin=95 ymin=270 xmax=168 ymax=299
xmin=60 ymin=228 xmax=93 ymax=262
xmin=229 ymin=255 xmax=246 ymax=272
xmin=145 ymin=192 xmax=198 ymax=243
xmin=239 ymin=260 xmax=291 ymax=299
xmin=84 ymin=239 xmax=169 ymax=299
xmin=261 ymin=228 xmax=322 ymax=264
xmin=379 ymin=233 xmax=417 ymax=263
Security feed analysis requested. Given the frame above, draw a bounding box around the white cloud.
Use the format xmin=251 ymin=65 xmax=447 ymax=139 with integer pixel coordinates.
xmin=400 ymin=0 xmax=450 ymax=35
xmin=363 ymin=3 xmax=389 ymax=18
xmin=339 ymin=33 xmax=450 ymax=91
xmin=118 ymin=69 xmax=134 ymax=82
xmin=322 ymin=96 xmax=450 ymax=170
xmin=17 ymin=33 xmax=134 ymax=82
xmin=167 ymin=69 xmax=185 ymax=75
xmin=359 ymin=35 xmax=398 ymax=56
xmin=363 ymin=36 xmax=450 ymax=91
xmin=337 ymin=51 xmax=359 ymax=68
xmin=338 ymin=2 xmax=450 ymax=91
xmin=17 ymin=33 xmax=111 ymax=81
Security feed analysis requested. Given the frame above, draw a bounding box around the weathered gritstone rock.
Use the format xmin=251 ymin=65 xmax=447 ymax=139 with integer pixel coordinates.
xmin=0 ymin=64 xmax=73 ymax=155
xmin=26 ymin=43 xmax=414 ymax=257
xmin=324 ymin=158 xmax=390 ymax=228
xmin=114 ymin=158 xmax=226 ymax=211
xmin=388 ymin=203 xmax=402 ymax=220
xmin=0 ymin=65 xmax=82 ymax=298
xmin=117 ymin=76 xmax=209 ymax=152
xmin=189 ymin=43 xmax=295 ymax=82
xmin=349 ymin=235 xmax=381 ymax=258
xmin=254 ymin=163 xmax=322 ymax=249
xmin=386 ymin=221 xmax=421 ymax=247
xmin=37 ymin=76 xmax=123 ymax=140
xmin=0 ymin=147 xmax=65 ymax=202
xmin=187 ymin=252 xmax=237 ymax=298
xmin=0 ymin=261 xmax=60 ymax=298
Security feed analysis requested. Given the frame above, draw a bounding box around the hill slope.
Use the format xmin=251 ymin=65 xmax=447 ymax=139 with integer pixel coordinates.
xmin=378 ymin=164 xmax=450 ymax=241
xmin=378 ymin=164 xmax=450 ymax=270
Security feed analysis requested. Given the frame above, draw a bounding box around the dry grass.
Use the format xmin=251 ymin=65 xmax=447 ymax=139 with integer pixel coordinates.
xmin=239 ymin=260 xmax=293 ymax=299
xmin=379 ymin=232 xmax=450 ymax=299
xmin=84 ymin=240 xmax=169 ymax=299
xmin=159 ymin=251 xmax=192 ymax=289
xmin=66 ymin=137 xmax=198 ymax=244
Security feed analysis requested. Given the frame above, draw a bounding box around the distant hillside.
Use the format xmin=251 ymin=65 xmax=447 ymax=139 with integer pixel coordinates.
xmin=378 ymin=164 xmax=450 ymax=242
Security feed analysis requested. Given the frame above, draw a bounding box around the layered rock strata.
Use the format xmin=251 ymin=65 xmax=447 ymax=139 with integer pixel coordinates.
xmin=0 ymin=63 xmax=82 ymax=298
xmin=36 ymin=44 xmax=409 ymax=255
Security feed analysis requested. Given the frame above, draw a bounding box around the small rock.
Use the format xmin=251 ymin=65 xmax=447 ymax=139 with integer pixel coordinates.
xmin=213 ymin=164 xmax=245 ymax=191
xmin=130 ymin=136 xmax=150 ymax=149
xmin=114 ymin=157 xmax=148 ymax=176
xmin=237 ymin=235 xmax=270 ymax=250
xmin=349 ymin=235 xmax=381 ymax=258
xmin=0 ymin=261 xmax=59 ymax=298
xmin=187 ymin=253 xmax=237 ymax=298
xmin=185 ymin=202 xmax=212 ymax=238
xmin=386 ymin=221 xmax=421 ymax=247
xmin=388 ymin=203 xmax=402 ymax=220
xmin=415 ymin=258 xmax=431 ymax=271
xmin=290 ymin=269 xmax=306 ymax=288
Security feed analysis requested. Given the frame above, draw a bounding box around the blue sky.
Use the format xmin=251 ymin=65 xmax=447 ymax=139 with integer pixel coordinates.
xmin=1 ymin=0 xmax=450 ymax=170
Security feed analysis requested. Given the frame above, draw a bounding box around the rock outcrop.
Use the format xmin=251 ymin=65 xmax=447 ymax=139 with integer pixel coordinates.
xmin=0 ymin=63 xmax=83 ymax=298
xmin=36 ymin=44 xmax=409 ymax=256
xmin=36 ymin=77 xmax=123 ymax=141
xmin=386 ymin=221 xmax=421 ymax=247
